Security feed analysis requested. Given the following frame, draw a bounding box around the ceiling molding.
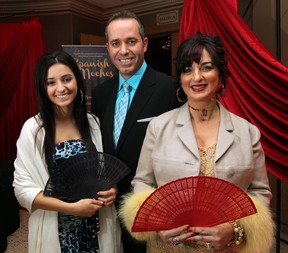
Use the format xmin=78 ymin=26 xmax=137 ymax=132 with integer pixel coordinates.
xmin=0 ymin=0 xmax=183 ymax=22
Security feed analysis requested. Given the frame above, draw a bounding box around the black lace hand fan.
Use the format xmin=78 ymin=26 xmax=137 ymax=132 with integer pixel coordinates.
xmin=132 ymin=176 xmax=257 ymax=232
xmin=44 ymin=151 xmax=130 ymax=200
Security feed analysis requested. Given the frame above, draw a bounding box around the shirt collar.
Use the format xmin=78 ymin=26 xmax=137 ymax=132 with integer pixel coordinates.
xmin=119 ymin=61 xmax=147 ymax=90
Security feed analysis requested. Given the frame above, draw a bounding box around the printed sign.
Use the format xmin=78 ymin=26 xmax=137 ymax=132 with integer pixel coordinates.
xmin=156 ymin=10 xmax=179 ymax=25
xmin=62 ymin=45 xmax=116 ymax=111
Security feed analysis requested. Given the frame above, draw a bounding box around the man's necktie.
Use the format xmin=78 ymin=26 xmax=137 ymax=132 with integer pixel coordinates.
xmin=113 ymin=82 xmax=131 ymax=147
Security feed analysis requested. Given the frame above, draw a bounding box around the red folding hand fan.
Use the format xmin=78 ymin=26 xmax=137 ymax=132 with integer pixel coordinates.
xmin=132 ymin=176 xmax=257 ymax=232
xmin=44 ymin=151 xmax=130 ymax=200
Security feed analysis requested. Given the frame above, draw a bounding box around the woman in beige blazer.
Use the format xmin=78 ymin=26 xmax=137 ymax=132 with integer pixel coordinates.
xmin=120 ymin=33 xmax=274 ymax=253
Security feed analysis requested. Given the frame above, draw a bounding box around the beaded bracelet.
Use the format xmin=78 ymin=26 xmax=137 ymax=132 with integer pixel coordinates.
xmin=227 ymin=220 xmax=245 ymax=247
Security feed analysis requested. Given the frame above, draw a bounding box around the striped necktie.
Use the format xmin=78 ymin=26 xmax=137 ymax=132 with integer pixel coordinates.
xmin=113 ymin=82 xmax=131 ymax=147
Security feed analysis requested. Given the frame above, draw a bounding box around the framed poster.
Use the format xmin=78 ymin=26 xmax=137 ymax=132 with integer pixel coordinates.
xmin=62 ymin=45 xmax=116 ymax=111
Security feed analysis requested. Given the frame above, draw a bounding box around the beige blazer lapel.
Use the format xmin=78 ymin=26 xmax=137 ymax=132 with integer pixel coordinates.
xmin=176 ymin=102 xmax=235 ymax=162
xmin=176 ymin=104 xmax=199 ymax=158
xmin=215 ymin=103 xmax=234 ymax=162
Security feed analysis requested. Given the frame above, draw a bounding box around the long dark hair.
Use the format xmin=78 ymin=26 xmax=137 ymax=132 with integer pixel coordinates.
xmin=34 ymin=50 xmax=95 ymax=167
xmin=176 ymin=33 xmax=229 ymax=97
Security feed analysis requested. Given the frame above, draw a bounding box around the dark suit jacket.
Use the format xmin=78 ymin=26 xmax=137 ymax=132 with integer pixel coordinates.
xmin=91 ymin=66 xmax=181 ymax=202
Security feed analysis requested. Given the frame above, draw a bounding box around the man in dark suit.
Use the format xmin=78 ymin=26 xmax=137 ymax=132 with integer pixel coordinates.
xmin=91 ymin=10 xmax=181 ymax=253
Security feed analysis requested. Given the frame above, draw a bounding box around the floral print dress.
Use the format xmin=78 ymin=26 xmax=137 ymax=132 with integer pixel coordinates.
xmin=50 ymin=139 xmax=100 ymax=253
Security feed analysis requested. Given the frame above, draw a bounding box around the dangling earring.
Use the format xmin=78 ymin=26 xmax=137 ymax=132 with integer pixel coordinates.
xmin=217 ymin=83 xmax=226 ymax=98
xmin=77 ymin=89 xmax=84 ymax=107
xmin=221 ymin=84 xmax=226 ymax=98
xmin=176 ymin=87 xmax=187 ymax=103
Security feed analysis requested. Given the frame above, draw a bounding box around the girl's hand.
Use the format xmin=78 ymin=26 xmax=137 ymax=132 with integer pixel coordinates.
xmin=97 ymin=185 xmax=117 ymax=207
xmin=71 ymin=198 xmax=104 ymax=217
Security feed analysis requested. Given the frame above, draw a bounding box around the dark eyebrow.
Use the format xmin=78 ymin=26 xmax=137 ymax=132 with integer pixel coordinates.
xmin=110 ymin=37 xmax=138 ymax=43
xmin=127 ymin=37 xmax=138 ymax=40
xmin=200 ymin=61 xmax=213 ymax=66
xmin=110 ymin=39 xmax=119 ymax=44
xmin=46 ymin=74 xmax=73 ymax=81
xmin=62 ymin=74 xmax=73 ymax=77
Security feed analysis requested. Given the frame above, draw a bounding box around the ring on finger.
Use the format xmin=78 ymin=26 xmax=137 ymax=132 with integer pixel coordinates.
xmin=205 ymin=242 xmax=214 ymax=252
xmin=171 ymin=236 xmax=180 ymax=246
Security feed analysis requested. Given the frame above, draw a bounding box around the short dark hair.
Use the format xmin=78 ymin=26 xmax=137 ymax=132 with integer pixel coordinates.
xmin=176 ymin=33 xmax=229 ymax=94
xmin=105 ymin=10 xmax=145 ymax=41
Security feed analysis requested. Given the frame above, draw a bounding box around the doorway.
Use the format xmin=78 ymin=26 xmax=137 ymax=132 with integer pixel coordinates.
xmin=145 ymin=35 xmax=172 ymax=76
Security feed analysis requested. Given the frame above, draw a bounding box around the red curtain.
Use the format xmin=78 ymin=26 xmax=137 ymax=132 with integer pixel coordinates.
xmin=0 ymin=17 xmax=44 ymax=160
xmin=179 ymin=0 xmax=288 ymax=181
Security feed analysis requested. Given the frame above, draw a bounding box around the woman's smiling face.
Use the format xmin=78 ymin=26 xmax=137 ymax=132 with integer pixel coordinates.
xmin=45 ymin=63 xmax=78 ymax=110
xmin=180 ymin=49 xmax=221 ymax=103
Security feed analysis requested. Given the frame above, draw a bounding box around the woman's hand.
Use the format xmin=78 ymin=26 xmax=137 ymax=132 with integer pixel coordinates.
xmin=97 ymin=185 xmax=117 ymax=207
xmin=158 ymin=225 xmax=194 ymax=245
xmin=186 ymin=222 xmax=234 ymax=250
xmin=158 ymin=222 xmax=234 ymax=250
xmin=71 ymin=198 xmax=104 ymax=217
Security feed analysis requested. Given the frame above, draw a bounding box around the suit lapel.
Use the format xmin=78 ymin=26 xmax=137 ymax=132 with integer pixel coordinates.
xmin=177 ymin=104 xmax=200 ymax=158
xmin=102 ymin=77 xmax=118 ymax=153
xmin=215 ymin=103 xmax=234 ymax=161
xmin=176 ymin=103 xmax=235 ymax=162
